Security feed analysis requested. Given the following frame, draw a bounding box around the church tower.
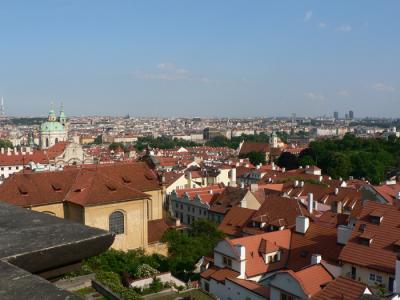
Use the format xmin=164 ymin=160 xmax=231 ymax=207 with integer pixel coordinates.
xmin=270 ymin=131 xmax=278 ymax=148
xmin=59 ymin=102 xmax=67 ymax=126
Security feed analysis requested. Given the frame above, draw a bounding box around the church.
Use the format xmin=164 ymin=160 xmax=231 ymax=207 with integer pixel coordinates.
xmin=40 ymin=104 xmax=68 ymax=149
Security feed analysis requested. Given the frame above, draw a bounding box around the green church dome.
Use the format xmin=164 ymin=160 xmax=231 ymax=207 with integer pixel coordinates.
xmin=40 ymin=121 xmax=65 ymax=132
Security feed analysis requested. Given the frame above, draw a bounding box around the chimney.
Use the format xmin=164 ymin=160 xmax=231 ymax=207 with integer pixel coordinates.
xmin=0 ymin=148 xmax=4 ymax=154
xmin=282 ymin=167 xmax=286 ymax=173
xmin=334 ymin=188 xmax=339 ymax=195
xmin=209 ymin=189 xmax=213 ymax=195
xmin=337 ymin=225 xmax=353 ymax=245
xmin=230 ymin=168 xmax=237 ymax=187
xmin=271 ymin=162 xmax=276 ymax=170
xmin=334 ymin=201 xmax=343 ymax=214
xmin=300 ymin=181 xmax=304 ymax=187
xmin=7 ymin=148 xmax=11 ymax=156
xmin=295 ymin=216 xmax=309 ymax=234
xmin=236 ymin=244 xmax=246 ymax=278
xmin=311 ymin=254 xmax=322 ymax=265
xmin=294 ymin=180 xmax=299 ymax=187
xmin=240 ymin=182 xmax=245 ymax=189
xmin=250 ymin=184 xmax=258 ymax=192
xmin=319 ymin=176 xmax=323 ymax=182
xmin=307 ymin=193 xmax=314 ymax=213
xmin=397 ymin=192 xmax=400 ymax=200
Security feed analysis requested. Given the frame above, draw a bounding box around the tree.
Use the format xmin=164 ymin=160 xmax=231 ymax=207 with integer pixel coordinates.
xmin=0 ymin=139 xmax=12 ymax=149
xmin=239 ymin=151 xmax=266 ymax=166
xmin=298 ymin=155 xmax=315 ymax=167
xmin=109 ymin=142 xmax=125 ymax=152
xmin=93 ymin=135 xmax=102 ymax=145
xmin=277 ymin=152 xmax=299 ymax=170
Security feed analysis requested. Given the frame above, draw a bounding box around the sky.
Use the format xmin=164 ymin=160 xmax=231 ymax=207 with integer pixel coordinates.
xmin=0 ymin=1 xmax=399 ymax=118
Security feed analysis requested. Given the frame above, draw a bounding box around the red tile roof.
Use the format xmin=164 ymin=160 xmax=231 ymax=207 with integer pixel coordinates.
xmin=230 ymin=230 xmax=291 ymax=277
xmin=239 ymin=141 xmax=270 ymax=155
xmin=148 ymin=219 xmax=171 ymax=244
xmin=311 ymin=276 xmax=370 ymax=300
xmin=218 ymin=207 xmax=256 ymax=237
xmin=226 ymin=277 xmax=270 ymax=298
xmin=0 ymin=162 xmax=159 ymax=207
xmin=339 ymin=201 xmax=400 ymax=274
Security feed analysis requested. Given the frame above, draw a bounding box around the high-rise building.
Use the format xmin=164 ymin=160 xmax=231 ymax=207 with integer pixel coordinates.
xmin=349 ymin=110 xmax=354 ymax=120
xmin=0 ymin=97 xmax=4 ymax=117
xmin=334 ymin=111 xmax=339 ymax=120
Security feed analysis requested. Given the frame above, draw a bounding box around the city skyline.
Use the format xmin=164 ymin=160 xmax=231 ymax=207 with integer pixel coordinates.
xmin=0 ymin=1 xmax=399 ymax=117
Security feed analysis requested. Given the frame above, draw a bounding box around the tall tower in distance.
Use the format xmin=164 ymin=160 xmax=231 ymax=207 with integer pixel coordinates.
xmin=0 ymin=97 xmax=4 ymax=117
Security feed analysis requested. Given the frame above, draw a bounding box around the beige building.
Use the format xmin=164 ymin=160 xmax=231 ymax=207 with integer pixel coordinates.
xmin=0 ymin=162 xmax=168 ymax=252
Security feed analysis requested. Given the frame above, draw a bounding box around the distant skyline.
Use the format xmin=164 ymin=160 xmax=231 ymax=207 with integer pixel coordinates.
xmin=0 ymin=1 xmax=399 ymax=117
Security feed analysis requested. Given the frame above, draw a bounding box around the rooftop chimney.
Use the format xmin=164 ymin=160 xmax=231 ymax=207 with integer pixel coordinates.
xmin=236 ymin=244 xmax=246 ymax=279
xmin=300 ymin=181 xmax=305 ymax=187
xmin=334 ymin=188 xmax=339 ymax=195
xmin=230 ymin=168 xmax=237 ymax=187
xmin=0 ymin=148 xmax=4 ymax=154
xmin=250 ymin=184 xmax=259 ymax=192
xmin=397 ymin=192 xmax=400 ymax=200
xmin=319 ymin=176 xmax=323 ymax=182
xmin=295 ymin=216 xmax=309 ymax=234
xmin=307 ymin=193 xmax=314 ymax=213
xmin=282 ymin=167 xmax=286 ymax=173
xmin=294 ymin=180 xmax=299 ymax=187
xmin=337 ymin=225 xmax=352 ymax=245
xmin=311 ymin=254 xmax=322 ymax=265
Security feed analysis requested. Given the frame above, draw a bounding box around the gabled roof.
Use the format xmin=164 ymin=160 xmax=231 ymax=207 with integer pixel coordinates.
xmin=218 ymin=206 xmax=256 ymax=237
xmin=276 ymin=264 xmax=333 ymax=297
xmin=288 ymin=222 xmax=344 ymax=271
xmin=339 ymin=201 xmax=400 ymax=274
xmin=311 ymin=276 xmax=371 ymax=300
xmin=230 ymin=230 xmax=291 ymax=277
xmin=239 ymin=141 xmax=270 ymax=155
xmin=209 ymin=186 xmax=249 ymax=214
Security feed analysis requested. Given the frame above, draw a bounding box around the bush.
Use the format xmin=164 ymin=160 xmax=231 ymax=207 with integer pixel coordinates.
xmin=149 ymin=278 xmax=163 ymax=293
xmin=96 ymin=271 xmax=142 ymax=300
xmin=134 ymin=264 xmax=159 ymax=279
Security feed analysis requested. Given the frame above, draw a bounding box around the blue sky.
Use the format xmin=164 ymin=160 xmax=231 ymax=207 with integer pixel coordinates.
xmin=0 ymin=1 xmax=399 ymax=117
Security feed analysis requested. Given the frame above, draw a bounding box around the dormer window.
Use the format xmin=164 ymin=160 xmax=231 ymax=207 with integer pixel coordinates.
xmin=18 ymin=186 xmax=28 ymax=196
xmin=369 ymin=209 xmax=385 ymax=224
xmin=51 ymin=183 xmax=62 ymax=192
xmin=359 ymin=232 xmax=374 ymax=246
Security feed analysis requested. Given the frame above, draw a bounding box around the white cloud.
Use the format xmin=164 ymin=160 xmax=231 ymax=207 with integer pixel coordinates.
xmin=134 ymin=62 xmax=190 ymax=81
xmin=337 ymin=24 xmax=352 ymax=32
xmin=371 ymin=82 xmax=396 ymax=92
xmin=304 ymin=91 xmax=326 ymax=102
xmin=318 ymin=22 xmax=327 ymax=28
xmin=304 ymin=10 xmax=313 ymax=22
xmin=338 ymin=90 xmax=350 ymax=96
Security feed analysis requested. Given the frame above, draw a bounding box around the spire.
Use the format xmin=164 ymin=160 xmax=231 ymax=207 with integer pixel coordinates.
xmin=59 ymin=101 xmax=67 ymax=126
xmin=48 ymin=101 xmax=57 ymax=121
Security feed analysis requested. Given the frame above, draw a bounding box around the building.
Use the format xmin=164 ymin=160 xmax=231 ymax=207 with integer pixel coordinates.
xmin=0 ymin=162 xmax=166 ymax=252
xmin=349 ymin=110 xmax=354 ymax=120
xmin=339 ymin=201 xmax=400 ymax=294
xmin=334 ymin=111 xmax=339 ymax=120
xmin=40 ymin=105 xmax=68 ymax=149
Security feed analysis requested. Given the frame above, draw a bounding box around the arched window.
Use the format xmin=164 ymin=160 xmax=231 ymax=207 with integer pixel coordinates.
xmin=55 ymin=138 xmax=59 ymax=143
xmin=109 ymin=211 xmax=125 ymax=234
xmin=46 ymin=138 xmax=49 ymax=148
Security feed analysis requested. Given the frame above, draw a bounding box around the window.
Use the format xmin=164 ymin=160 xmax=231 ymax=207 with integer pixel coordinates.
xmin=204 ymin=282 xmax=209 ymax=292
xmin=223 ymin=256 xmax=232 ymax=267
xmin=8 ymin=167 xmax=11 ymax=170
xmin=175 ymin=203 xmax=178 ymax=209
xmin=281 ymin=293 xmax=294 ymax=300
xmin=369 ymin=273 xmax=376 ymax=281
xmin=376 ymin=275 xmax=382 ymax=283
xmin=109 ymin=211 xmax=125 ymax=235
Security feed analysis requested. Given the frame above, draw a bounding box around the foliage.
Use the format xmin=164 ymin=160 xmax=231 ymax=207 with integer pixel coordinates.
xmin=239 ymin=151 xmax=266 ymax=166
xmin=277 ymin=133 xmax=400 ymax=184
xmin=134 ymin=264 xmax=159 ymax=279
xmin=149 ymin=278 xmax=163 ymax=293
xmin=93 ymin=135 xmax=103 ymax=144
xmin=162 ymin=219 xmax=225 ymax=280
xmin=0 ymin=139 xmax=12 ymax=149
xmin=276 ymin=176 xmax=326 ymax=186
xmin=85 ymin=248 xmax=168 ymax=277
xmin=109 ymin=142 xmax=126 ymax=152
xmin=205 ymin=132 xmax=270 ymax=149
xmin=96 ymin=270 xmax=142 ymax=300
xmin=276 ymin=152 xmax=299 ymax=170
xmin=135 ymin=136 xmax=197 ymax=151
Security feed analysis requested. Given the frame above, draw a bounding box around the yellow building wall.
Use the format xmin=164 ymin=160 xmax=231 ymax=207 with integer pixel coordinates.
xmin=145 ymin=189 xmax=164 ymax=220
xmin=145 ymin=243 xmax=168 ymax=256
xmin=83 ymin=199 xmax=148 ymax=251
xmin=31 ymin=203 xmax=65 ymax=218
xmin=342 ymin=263 xmax=393 ymax=291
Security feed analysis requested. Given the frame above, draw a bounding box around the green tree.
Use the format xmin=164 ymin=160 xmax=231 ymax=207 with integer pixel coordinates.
xmin=277 ymin=152 xmax=299 ymax=170
xmin=298 ymin=155 xmax=315 ymax=167
xmin=239 ymin=151 xmax=266 ymax=166
xmin=0 ymin=139 xmax=12 ymax=149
